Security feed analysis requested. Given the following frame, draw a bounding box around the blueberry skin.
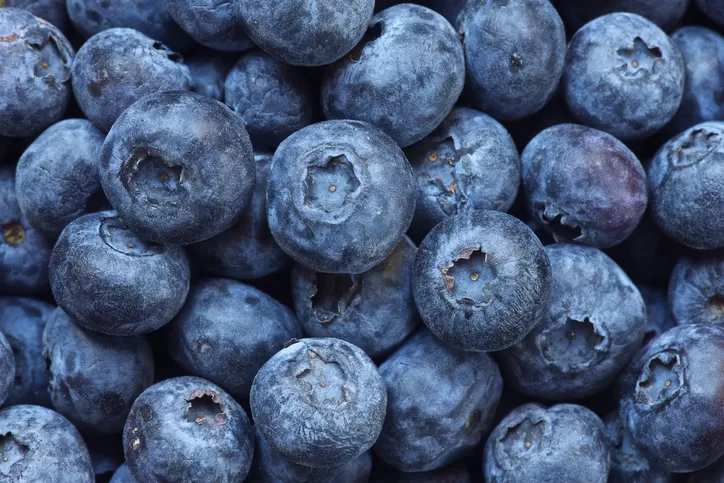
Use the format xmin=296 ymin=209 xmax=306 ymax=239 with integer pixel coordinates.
xmin=124 ymin=376 xmax=254 ymax=483
xmin=638 ymin=286 xmax=676 ymax=347
xmin=668 ymin=253 xmax=724 ymax=326
xmin=167 ymin=0 xmax=254 ymax=52
xmin=250 ymin=338 xmax=387 ymax=468
xmin=483 ymin=403 xmax=610 ymax=483
xmin=168 ymin=278 xmax=303 ymax=400
xmin=15 ymin=119 xmax=106 ymax=238
xmin=0 ymin=331 xmax=14 ymax=407
xmin=49 ymin=211 xmax=191 ymax=336
xmin=620 ymin=324 xmax=724 ymax=472
xmin=556 ymin=0 xmax=689 ymax=33
xmin=71 ymin=28 xmax=193 ymax=133
xmin=323 ymin=5 xmax=464 ymax=148
xmin=43 ymin=308 xmax=154 ymax=434
xmin=563 ymin=13 xmax=685 ymax=140
xmin=499 ymin=244 xmax=646 ymax=400
xmin=186 ymin=51 xmax=234 ymax=101
xmin=267 ymin=120 xmax=416 ymax=274
xmin=648 ymin=122 xmax=724 ymax=250
xmin=0 ymin=8 xmax=74 ymax=138
xmin=405 ymin=107 xmax=520 ymax=240
xmin=224 ymin=51 xmax=317 ymax=150
xmin=697 ymin=0 xmax=724 ymax=28
xmin=375 ymin=328 xmax=503 ymax=472
xmin=459 ymin=0 xmax=566 ymax=122
xmin=0 ymin=167 xmax=52 ymax=295
xmin=0 ymin=296 xmax=53 ymax=407
xmin=4 ymin=0 xmax=69 ymax=32
xmin=100 ymin=91 xmax=255 ymax=245
xmin=235 ymin=0 xmax=374 ymax=67
xmin=522 ymin=124 xmax=648 ymax=248
xmin=413 ymin=210 xmax=552 ymax=352
xmin=109 ymin=463 xmax=137 ymax=483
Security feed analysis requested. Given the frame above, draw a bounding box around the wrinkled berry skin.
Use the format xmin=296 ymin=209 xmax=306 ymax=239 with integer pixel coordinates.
xmin=267 ymin=120 xmax=416 ymax=274
xmin=413 ymin=210 xmax=552 ymax=352
xmin=72 ymin=28 xmax=193 ymax=133
xmin=3 ymin=0 xmax=69 ymax=32
xmin=499 ymin=244 xmax=646 ymax=400
xmin=697 ymin=0 xmax=724 ymax=28
xmin=186 ymin=51 xmax=233 ymax=101
xmin=375 ymin=328 xmax=502 ymax=472
xmin=669 ymin=253 xmax=724 ymax=326
xmin=168 ymin=0 xmax=254 ymax=52
xmin=100 ymin=91 xmax=255 ymax=245
xmin=43 ymin=308 xmax=154 ymax=434
xmin=49 ymin=211 xmax=191 ymax=336
xmin=0 ymin=405 xmax=94 ymax=482
xmin=15 ymin=119 xmax=106 ymax=238
xmin=648 ymin=122 xmax=724 ymax=250
xmin=0 ymin=296 xmax=53 ymax=407
xmin=0 ymin=8 xmax=74 ymax=138
xmin=458 ymin=0 xmax=566 ymax=122
xmin=620 ymin=324 xmax=724 ymax=472
xmin=556 ymin=0 xmax=689 ymax=33
xmin=638 ymin=286 xmax=676 ymax=347
xmin=124 ymin=376 xmax=254 ymax=483
xmin=235 ymin=0 xmax=374 ymax=66
xmin=109 ymin=463 xmax=136 ymax=483
xmin=405 ymin=108 xmax=520 ymax=240
xmin=322 ymin=4 xmax=465 ymax=148
xmin=484 ymin=403 xmax=610 ymax=483
xmin=0 ymin=331 xmax=14 ymax=407
xmin=563 ymin=13 xmax=685 ymax=140
xmin=292 ymin=237 xmax=418 ymax=361
xmin=522 ymin=124 xmax=648 ymax=248
xmin=250 ymin=338 xmax=387 ymax=468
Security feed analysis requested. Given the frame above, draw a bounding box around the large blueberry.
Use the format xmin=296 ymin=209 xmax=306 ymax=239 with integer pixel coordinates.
xmin=3 ymin=0 xmax=69 ymax=31
xmin=639 ymin=285 xmax=676 ymax=347
xmin=267 ymin=120 xmax=416 ymax=274
xmin=0 ymin=331 xmax=14 ymax=407
xmin=186 ymin=50 xmax=234 ymax=101
xmin=413 ymin=210 xmax=552 ymax=352
xmin=100 ymin=91 xmax=255 ymax=244
xmin=49 ymin=211 xmax=190 ymax=335
xmin=563 ymin=13 xmax=685 ymax=140
xmin=669 ymin=252 xmax=724 ymax=326
xmin=322 ymin=4 xmax=465 ymax=147
xmin=168 ymin=0 xmax=253 ymax=52
xmin=250 ymin=338 xmax=387 ymax=468
xmin=556 ymin=0 xmax=689 ymax=33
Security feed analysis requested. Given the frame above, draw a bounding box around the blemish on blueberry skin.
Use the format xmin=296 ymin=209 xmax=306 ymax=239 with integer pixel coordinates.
xmin=310 ymin=273 xmax=361 ymax=323
xmin=99 ymin=216 xmax=163 ymax=257
xmin=120 ymin=148 xmax=187 ymax=207
xmin=538 ymin=317 xmax=607 ymax=372
xmin=304 ymin=155 xmax=360 ymax=213
xmin=672 ymin=128 xmax=720 ymax=167
xmin=440 ymin=248 xmax=496 ymax=305
xmin=0 ymin=432 xmax=29 ymax=475
xmin=2 ymin=223 xmax=25 ymax=247
xmin=636 ymin=350 xmax=685 ymax=407
xmin=708 ymin=294 xmax=724 ymax=316
xmin=616 ymin=37 xmax=663 ymax=77
xmin=535 ymin=202 xmax=583 ymax=242
xmin=295 ymin=349 xmax=351 ymax=406
xmin=500 ymin=417 xmax=546 ymax=460
xmin=186 ymin=389 xmax=227 ymax=426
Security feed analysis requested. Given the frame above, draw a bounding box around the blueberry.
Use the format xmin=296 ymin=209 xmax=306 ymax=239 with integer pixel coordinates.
xmin=15 ymin=119 xmax=106 ymax=238
xmin=458 ymin=0 xmax=566 ymax=122
xmin=109 ymin=463 xmax=136 ymax=483
xmin=267 ymin=120 xmax=416 ymax=274
xmin=483 ymin=403 xmax=610 ymax=482
xmin=0 ymin=331 xmax=14 ymax=407
xmin=620 ymin=324 xmax=724 ymax=472
xmin=124 ymin=376 xmax=254 ymax=482
xmin=413 ymin=210 xmax=552 ymax=352
xmin=3 ymin=0 xmax=69 ymax=32
xmin=563 ymin=13 xmax=685 ymax=140
xmin=556 ymin=0 xmax=689 ymax=33
xmin=499 ymin=244 xmax=646 ymax=400
xmin=638 ymin=286 xmax=676 ymax=347
xmin=0 ymin=8 xmax=74 ymax=137
xmin=100 ymin=91 xmax=255 ymax=245
xmin=71 ymin=28 xmax=193 ymax=133
xmin=375 ymin=328 xmax=502 ymax=472
xmin=0 ymin=296 xmax=53 ymax=407
xmin=167 ymin=0 xmax=254 ymax=52
xmin=522 ymin=124 xmax=648 ymax=248
xmin=250 ymin=338 xmax=387 ymax=468
xmin=0 ymin=405 xmax=94 ymax=482
xmin=235 ymin=0 xmax=374 ymax=66
xmin=224 ymin=51 xmax=317 ymax=150
xmin=648 ymin=122 xmax=724 ymax=249
xmin=668 ymin=252 xmax=724 ymax=326
xmin=186 ymin=50 xmax=234 ymax=101
xmin=697 ymin=0 xmax=724 ymax=28
xmin=49 ymin=211 xmax=190 ymax=336
xmin=322 ymin=4 xmax=465 ymax=147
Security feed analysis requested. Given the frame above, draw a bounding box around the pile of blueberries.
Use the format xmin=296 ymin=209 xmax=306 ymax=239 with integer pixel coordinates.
xmin=4 ymin=0 xmax=724 ymax=481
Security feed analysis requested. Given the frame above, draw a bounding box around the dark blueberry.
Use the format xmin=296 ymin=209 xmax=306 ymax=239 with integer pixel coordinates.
xmin=669 ymin=252 xmax=724 ymax=326
xmin=100 ymin=91 xmax=255 ymax=245
xmin=15 ymin=119 xmax=106 ymax=238
xmin=412 ymin=210 xmax=552 ymax=352
xmin=483 ymin=403 xmax=610 ymax=482
xmin=620 ymin=324 xmax=724 ymax=472
xmin=522 ymin=124 xmax=648 ymax=248
xmin=267 ymin=120 xmax=416 ymax=274
xmin=375 ymin=328 xmax=502 ymax=472
xmin=648 ymin=122 xmax=724 ymax=249
xmin=0 ymin=405 xmax=94 ymax=482
xmin=0 ymin=331 xmax=13 ymax=407
xmin=167 ymin=0 xmax=253 ymax=52
xmin=563 ymin=13 xmax=685 ymax=140
xmin=250 ymin=338 xmax=387 ymax=468
xmin=235 ymin=0 xmax=374 ymax=66
xmin=0 ymin=296 xmax=53 ymax=407
xmin=556 ymin=0 xmax=689 ymax=33
xmin=49 ymin=211 xmax=190 ymax=335
xmin=3 ymin=0 xmax=69 ymax=32
xmin=322 ymin=4 xmax=465 ymax=147
xmin=109 ymin=463 xmax=136 ymax=483
xmin=458 ymin=0 xmax=566 ymax=122
xmin=498 ymin=244 xmax=646 ymax=400
xmin=638 ymin=286 xmax=676 ymax=347
xmin=0 ymin=8 xmax=74 ymax=137
xmin=185 ymin=50 xmax=234 ymax=101
xmin=71 ymin=28 xmax=193 ymax=133
xmin=124 ymin=376 xmax=254 ymax=482
xmin=697 ymin=0 xmax=724 ymax=28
